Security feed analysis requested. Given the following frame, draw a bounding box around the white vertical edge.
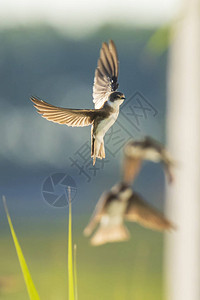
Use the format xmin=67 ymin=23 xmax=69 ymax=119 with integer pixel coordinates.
xmin=165 ymin=0 xmax=200 ymax=300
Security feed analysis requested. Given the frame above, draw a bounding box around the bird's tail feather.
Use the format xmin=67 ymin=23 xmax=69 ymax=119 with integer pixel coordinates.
xmin=90 ymin=224 xmax=130 ymax=246
xmin=91 ymin=138 xmax=105 ymax=165
xmin=99 ymin=142 xmax=105 ymax=159
xmin=91 ymin=136 xmax=95 ymax=157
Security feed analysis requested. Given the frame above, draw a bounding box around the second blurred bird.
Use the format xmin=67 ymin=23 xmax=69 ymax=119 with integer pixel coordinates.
xmin=84 ymin=137 xmax=175 ymax=246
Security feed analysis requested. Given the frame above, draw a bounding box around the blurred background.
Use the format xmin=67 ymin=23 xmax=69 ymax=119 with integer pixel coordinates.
xmin=1 ymin=0 xmax=197 ymax=299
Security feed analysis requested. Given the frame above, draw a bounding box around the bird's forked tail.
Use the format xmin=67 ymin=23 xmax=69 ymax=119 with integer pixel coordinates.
xmin=90 ymin=224 xmax=130 ymax=246
xmin=91 ymin=136 xmax=105 ymax=165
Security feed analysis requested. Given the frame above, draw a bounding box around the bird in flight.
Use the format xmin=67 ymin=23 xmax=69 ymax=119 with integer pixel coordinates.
xmin=123 ymin=136 xmax=175 ymax=184
xmin=84 ymin=137 xmax=175 ymax=246
xmin=84 ymin=182 xmax=174 ymax=246
xmin=30 ymin=40 xmax=125 ymax=165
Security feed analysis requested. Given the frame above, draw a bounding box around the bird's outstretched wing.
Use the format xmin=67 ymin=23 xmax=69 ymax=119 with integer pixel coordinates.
xmin=83 ymin=191 xmax=115 ymax=236
xmin=31 ymin=96 xmax=97 ymax=127
xmin=123 ymin=156 xmax=142 ymax=184
xmin=93 ymin=40 xmax=119 ymax=109
xmin=125 ymin=193 xmax=175 ymax=231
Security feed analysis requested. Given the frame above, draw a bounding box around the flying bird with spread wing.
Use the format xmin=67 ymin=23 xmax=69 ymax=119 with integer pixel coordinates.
xmin=123 ymin=136 xmax=175 ymax=184
xmin=84 ymin=137 xmax=175 ymax=245
xmin=30 ymin=40 xmax=125 ymax=165
xmin=84 ymin=182 xmax=174 ymax=246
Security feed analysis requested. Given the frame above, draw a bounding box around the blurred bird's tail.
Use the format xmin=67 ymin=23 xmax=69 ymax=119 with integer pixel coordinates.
xmin=90 ymin=224 xmax=130 ymax=246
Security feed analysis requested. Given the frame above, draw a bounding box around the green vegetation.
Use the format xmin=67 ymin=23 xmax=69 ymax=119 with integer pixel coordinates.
xmin=0 ymin=214 xmax=164 ymax=300
xmin=2 ymin=196 xmax=40 ymax=300
xmin=1 ymin=193 xmax=79 ymax=300
xmin=67 ymin=190 xmax=76 ymax=300
xmin=146 ymin=25 xmax=171 ymax=55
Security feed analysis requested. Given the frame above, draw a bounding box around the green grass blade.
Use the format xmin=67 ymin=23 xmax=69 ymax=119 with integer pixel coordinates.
xmin=68 ymin=188 xmax=75 ymax=300
xmin=2 ymin=196 xmax=40 ymax=300
xmin=73 ymin=244 xmax=78 ymax=300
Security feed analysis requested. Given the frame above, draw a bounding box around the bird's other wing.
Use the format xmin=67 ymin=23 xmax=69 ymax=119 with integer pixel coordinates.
xmin=123 ymin=140 xmax=143 ymax=184
xmin=83 ymin=191 xmax=111 ymax=236
xmin=125 ymin=192 xmax=175 ymax=231
xmin=31 ymin=96 xmax=97 ymax=127
xmin=93 ymin=40 xmax=119 ymax=109
xmin=123 ymin=155 xmax=142 ymax=184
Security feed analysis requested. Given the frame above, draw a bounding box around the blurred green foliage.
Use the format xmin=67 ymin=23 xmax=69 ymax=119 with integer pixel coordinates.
xmin=0 ymin=216 xmax=164 ymax=300
xmin=146 ymin=25 xmax=170 ymax=55
xmin=2 ymin=197 xmax=40 ymax=300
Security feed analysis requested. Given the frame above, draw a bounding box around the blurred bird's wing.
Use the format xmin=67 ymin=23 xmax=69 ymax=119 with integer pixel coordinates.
xmin=123 ymin=156 xmax=142 ymax=184
xmin=83 ymin=191 xmax=111 ymax=236
xmin=123 ymin=140 xmax=145 ymax=184
xmin=125 ymin=193 xmax=175 ymax=231
xmin=93 ymin=40 xmax=119 ymax=109
xmin=31 ymin=96 xmax=98 ymax=127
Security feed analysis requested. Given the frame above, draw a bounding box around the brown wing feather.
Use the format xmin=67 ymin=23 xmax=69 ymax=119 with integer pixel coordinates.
xmin=123 ymin=156 xmax=142 ymax=184
xmin=125 ymin=193 xmax=175 ymax=231
xmin=109 ymin=40 xmax=118 ymax=77
xmin=100 ymin=44 xmax=112 ymax=75
xmin=31 ymin=96 xmax=97 ymax=127
xmin=83 ymin=191 xmax=112 ymax=236
xmin=93 ymin=40 xmax=119 ymax=109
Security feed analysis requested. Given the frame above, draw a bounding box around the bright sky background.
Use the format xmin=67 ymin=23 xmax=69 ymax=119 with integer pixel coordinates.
xmin=0 ymin=0 xmax=182 ymax=36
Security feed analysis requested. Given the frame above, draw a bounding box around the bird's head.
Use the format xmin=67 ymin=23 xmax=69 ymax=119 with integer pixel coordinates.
xmin=108 ymin=92 xmax=125 ymax=107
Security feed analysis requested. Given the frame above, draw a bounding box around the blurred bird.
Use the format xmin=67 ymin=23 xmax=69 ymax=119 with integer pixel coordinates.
xmin=123 ymin=136 xmax=175 ymax=184
xmin=30 ymin=40 xmax=125 ymax=165
xmin=84 ymin=182 xmax=174 ymax=246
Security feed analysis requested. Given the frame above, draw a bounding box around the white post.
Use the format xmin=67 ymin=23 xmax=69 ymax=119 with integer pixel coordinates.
xmin=165 ymin=0 xmax=200 ymax=299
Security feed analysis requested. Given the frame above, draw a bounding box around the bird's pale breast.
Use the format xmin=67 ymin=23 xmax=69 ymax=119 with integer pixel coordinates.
xmin=102 ymin=200 xmax=127 ymax=227
xmin=96 ymin=111 xmax=119 ymax=137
